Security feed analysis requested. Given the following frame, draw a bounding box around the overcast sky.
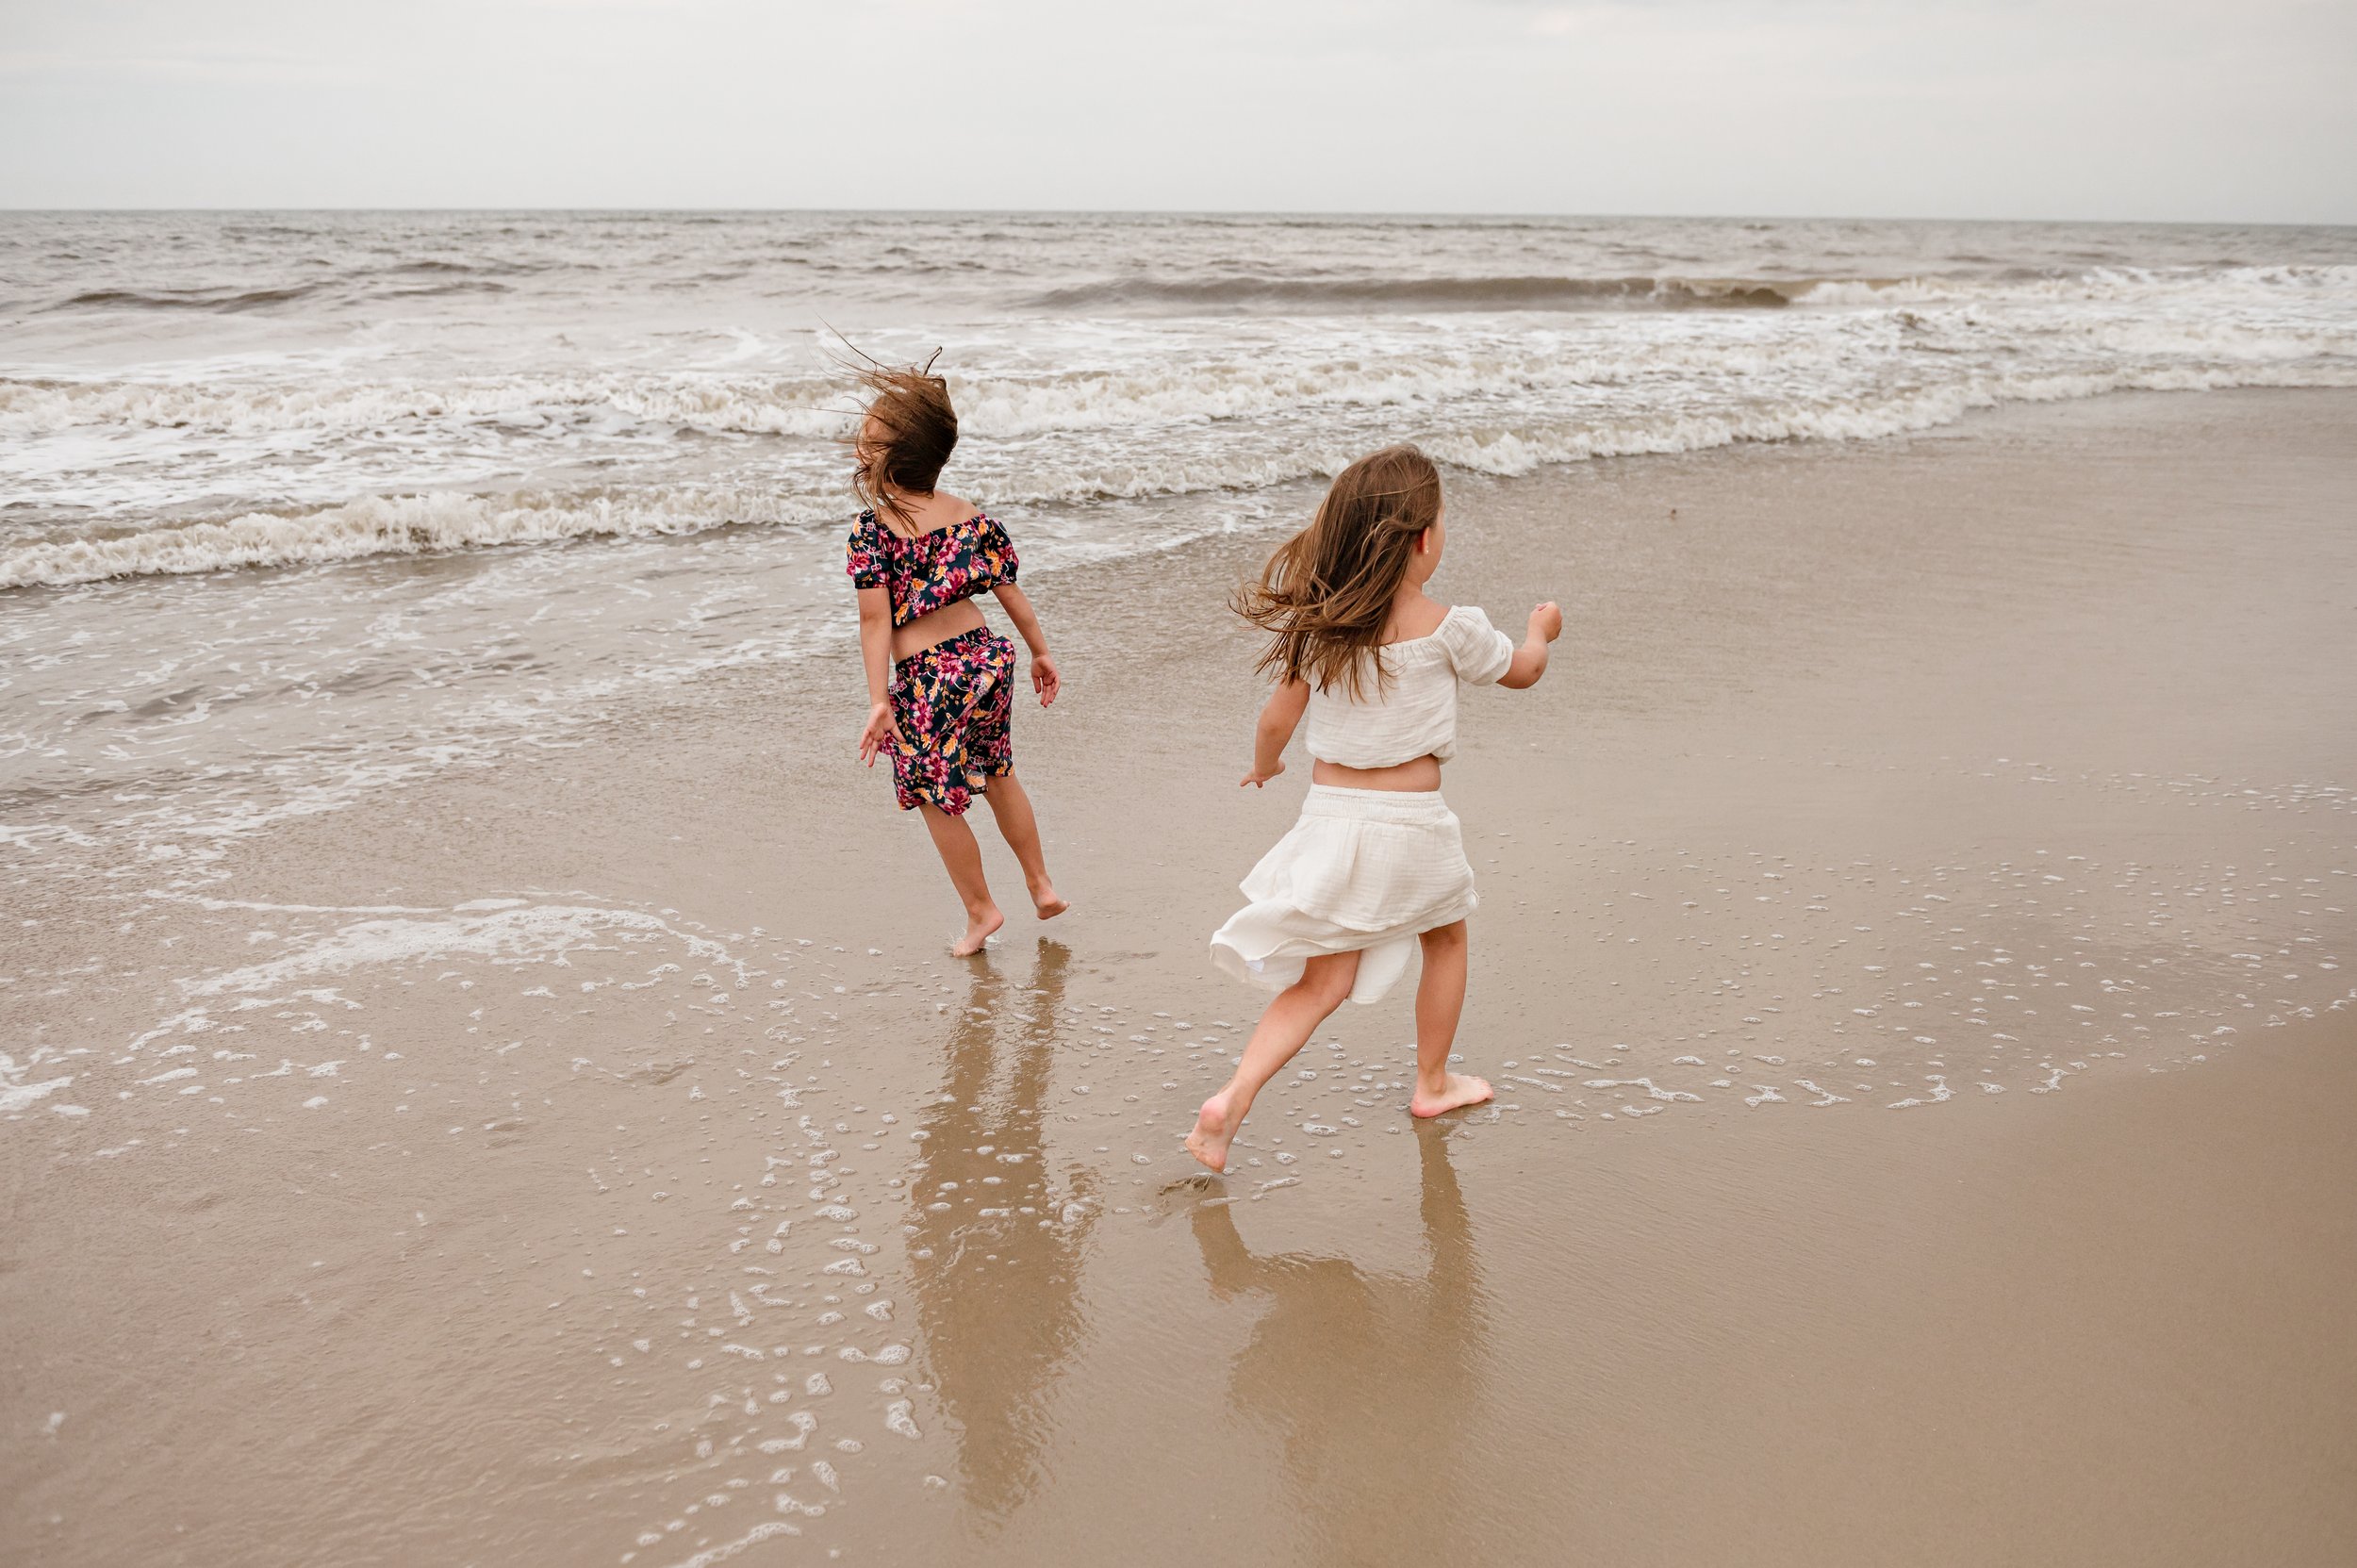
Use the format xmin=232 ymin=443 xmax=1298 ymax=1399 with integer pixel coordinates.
xmin=2 ymin=0 xmax=2350 ymax=221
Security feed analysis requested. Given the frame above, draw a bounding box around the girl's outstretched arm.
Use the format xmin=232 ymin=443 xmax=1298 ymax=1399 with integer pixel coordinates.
xmin=855 ymin=586 xmax=900 ymax=766
xmin=990 ymin=584 xmax=1060 ymax=705
xmin=1242 ymin=678 xmax=1310 ymax=787
xmin=1498 ymin=602 xmax=1563 ymax=690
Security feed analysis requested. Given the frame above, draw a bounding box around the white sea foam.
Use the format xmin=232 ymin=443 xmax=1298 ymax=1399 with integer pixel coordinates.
xmin=1425 ymin=361 xmax=2357 ymax=477
xmin=0 ymin=486 xmax=835 ymax=589
xmin=173 ymin=902 xmax=740 ymax=1004
xmin=0 ymin=373 xmax=850 ymax=441
xmin=0 ymin=1052 xmax=74 ymax=1114
xmin=9 ymin=349 xmax=2349 ymax=589
xmin=1795 ymin=262 xmax=2357 ymax=309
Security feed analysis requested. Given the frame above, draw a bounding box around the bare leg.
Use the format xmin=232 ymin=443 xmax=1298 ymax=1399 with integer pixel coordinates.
xmin=1409 ymin=920 xmax=1491 ymax=1117
xmin=1188 ymin=951 xmax=1359 ymax=1172
xmin=981 ymin=770 xmax=1066 ymax=919
xmin=918 ymin=803 xmax=1004 ymax=956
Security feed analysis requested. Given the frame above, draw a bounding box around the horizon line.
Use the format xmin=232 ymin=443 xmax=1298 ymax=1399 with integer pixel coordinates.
xmin=2 ymin=206 xmax=2353 ymax=231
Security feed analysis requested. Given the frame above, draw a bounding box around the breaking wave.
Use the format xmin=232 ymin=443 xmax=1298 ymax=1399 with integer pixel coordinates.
xmin=1031 ymin=272 xmax=1825 ymax=311
xmin=0 ymin=487 xmax=828 ymax=589
xmin=1029 ymin=263 xmax=2357 ymax=315
xmin=9 ymin=356 xmax=2353 ymax=590
xmin=46 ymin=284 xmax=326 ymax=314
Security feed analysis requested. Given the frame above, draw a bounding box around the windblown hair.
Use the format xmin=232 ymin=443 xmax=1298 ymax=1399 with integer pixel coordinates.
xmin=1234 ymin=444 xmax=1444 ymax=699
xmin=846 ymin=347 xmax=959 ymax=533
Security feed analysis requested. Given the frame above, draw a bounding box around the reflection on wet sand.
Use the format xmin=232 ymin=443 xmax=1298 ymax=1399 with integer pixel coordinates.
xmin=1192 ymin=1126 xmax=1492 ymax=1566
xmin=906 ymin=940 xmax=1099 ymax=1523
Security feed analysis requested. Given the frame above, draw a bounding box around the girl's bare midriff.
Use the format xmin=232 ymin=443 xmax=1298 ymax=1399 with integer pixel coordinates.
xmin=891 ymin=597 xmax=986 ymax=663
xmin=1311 ymin=754 xmax=1442 ymax=792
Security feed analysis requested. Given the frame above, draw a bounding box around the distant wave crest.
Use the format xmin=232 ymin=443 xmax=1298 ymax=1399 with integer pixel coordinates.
xmin=1029 ymin=263 xmax=2357 ymax=314
xmin=46 ymin=285 xmax=326 ymax=314
xmin=1030 ymin=272 xmax=1822 ymax=311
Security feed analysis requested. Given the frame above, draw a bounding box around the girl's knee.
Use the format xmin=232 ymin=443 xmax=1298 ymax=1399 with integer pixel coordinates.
xmin=1294 ymin=960 xmax=1357 ymax=1008
xmin=1300 ymin=985 xmax=1350 ymax=1017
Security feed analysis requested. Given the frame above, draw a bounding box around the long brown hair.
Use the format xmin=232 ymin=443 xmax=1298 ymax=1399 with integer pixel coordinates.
xmin=1234 ymin=444 xmax=1442 ymax=698
xmin=845 ymin=347 xmax=959 ymax=533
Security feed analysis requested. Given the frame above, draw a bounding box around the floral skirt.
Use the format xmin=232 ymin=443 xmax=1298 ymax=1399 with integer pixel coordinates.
xmin=889 ymin=627 xmax=1014 ymax=816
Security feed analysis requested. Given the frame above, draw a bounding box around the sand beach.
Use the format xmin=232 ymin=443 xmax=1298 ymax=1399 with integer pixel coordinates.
xmin=6 ymin=382 xmax=2353 ymax=1565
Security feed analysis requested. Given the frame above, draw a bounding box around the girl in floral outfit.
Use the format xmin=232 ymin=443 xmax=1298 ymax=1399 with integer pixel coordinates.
xmin=846 ymin=357 xmax=1066 ymax=956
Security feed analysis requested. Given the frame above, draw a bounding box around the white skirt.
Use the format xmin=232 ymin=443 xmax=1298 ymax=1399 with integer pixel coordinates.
xmin=1209 ymin=784 xmax=1477 ymax=1005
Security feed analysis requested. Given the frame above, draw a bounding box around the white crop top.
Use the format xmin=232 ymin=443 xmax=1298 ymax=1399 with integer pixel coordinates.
xmin=1305 ymin=604 xmax=1517 ymax=768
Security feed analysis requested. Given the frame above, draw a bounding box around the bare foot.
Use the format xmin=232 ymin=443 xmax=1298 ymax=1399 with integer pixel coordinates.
xmin=1185 ymin=1091 xmax=1242 ymax=1173
xmin=951 ymin=907 xmax=1004 ymax=957
xmin=1031 ymin=884 xmax=1069 ymax=921
xmin=1409 ymin=1072 xmax=1493 ymax=1118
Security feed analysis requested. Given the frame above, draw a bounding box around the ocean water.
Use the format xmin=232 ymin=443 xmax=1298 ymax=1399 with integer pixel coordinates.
xmin=4 ymin=211 xmax=2355 ymax=874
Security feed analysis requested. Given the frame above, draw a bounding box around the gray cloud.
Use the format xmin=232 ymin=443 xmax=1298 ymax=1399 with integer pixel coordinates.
xmin=0 ymin=0 xmax=2349 ymax=220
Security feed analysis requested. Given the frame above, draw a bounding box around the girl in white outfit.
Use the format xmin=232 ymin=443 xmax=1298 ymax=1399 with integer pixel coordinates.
xmin=1192 ymin=445 xmax=1561 ymax=1173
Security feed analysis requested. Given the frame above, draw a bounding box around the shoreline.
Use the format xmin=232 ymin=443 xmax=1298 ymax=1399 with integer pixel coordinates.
xmin=5 ymin=386 xmax=2354 ymax=1566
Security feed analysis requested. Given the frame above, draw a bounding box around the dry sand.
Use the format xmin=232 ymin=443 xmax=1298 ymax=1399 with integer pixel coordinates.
xmin=5 ymin=388 xmax=2354 ymax=1566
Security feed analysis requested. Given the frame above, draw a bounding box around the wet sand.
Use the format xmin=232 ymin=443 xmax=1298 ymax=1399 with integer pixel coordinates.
xmin=5 ymin=388 xmax=2355 ymax=1566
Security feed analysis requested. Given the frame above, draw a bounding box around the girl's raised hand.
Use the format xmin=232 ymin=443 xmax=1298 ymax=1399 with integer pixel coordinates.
xmin=1240 ymin=758 xmax=1286 ymax=789
xmin=1031 ymin=652 xmax=1061 ymax=705
xmin=1529 ymin=601 xmax=1563 ymax=642
xmin=857 ymin=701 xmax=902 ymax=767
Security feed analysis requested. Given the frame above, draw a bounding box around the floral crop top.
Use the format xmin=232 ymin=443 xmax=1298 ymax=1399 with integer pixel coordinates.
xmin=845 ymin=509 xmax=1019 ymax=628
